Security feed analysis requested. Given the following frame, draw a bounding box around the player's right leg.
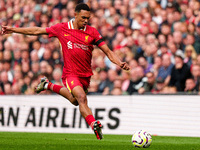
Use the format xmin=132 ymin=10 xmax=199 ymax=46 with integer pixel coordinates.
xmin=72 ymin=85 xmax=103 ymax=140
xmin=35 ymin=77 xmax=78 ymax=106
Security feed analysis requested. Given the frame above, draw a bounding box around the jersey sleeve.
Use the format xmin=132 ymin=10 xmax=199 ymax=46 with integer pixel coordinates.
xmin=46 ymin=23 xmax=62 ymax=38
xmin=93 ymin=28 xmax=105 ymax=47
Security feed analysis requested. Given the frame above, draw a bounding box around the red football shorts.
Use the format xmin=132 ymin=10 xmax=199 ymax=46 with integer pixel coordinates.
xmin=62 ymin=76 xmax=91 ymax=93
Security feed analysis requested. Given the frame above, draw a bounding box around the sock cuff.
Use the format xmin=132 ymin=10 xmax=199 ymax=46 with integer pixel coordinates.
xmin=47 ymin=82 xmax=52 ymax=90
xmin=85 ymin=115 xmax=96 ymax=128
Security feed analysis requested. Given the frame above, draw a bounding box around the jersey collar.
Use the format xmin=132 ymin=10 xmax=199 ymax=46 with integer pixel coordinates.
xmin=68 ymin=18 xmax=87 ymax=31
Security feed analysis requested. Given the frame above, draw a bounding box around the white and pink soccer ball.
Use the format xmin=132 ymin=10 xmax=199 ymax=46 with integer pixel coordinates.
xmin=131 ymin=130 xmax=152 ymax=148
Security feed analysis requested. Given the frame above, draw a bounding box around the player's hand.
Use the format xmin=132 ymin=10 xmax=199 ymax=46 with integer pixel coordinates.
xmin=120 ymin=62 xmax=130 ymax=71
xmin=1 ymin=25 xmax=13 ymax=35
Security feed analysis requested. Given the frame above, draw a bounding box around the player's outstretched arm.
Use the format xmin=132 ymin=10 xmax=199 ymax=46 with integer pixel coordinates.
xmin=1 ymin=25 xmax=47 ymax=35
xmin=99 ymin=44 xmax=130 ymax=71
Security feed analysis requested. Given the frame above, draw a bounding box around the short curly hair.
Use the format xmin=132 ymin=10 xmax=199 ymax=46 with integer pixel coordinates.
xmin=75 ymin=3 xmax=90 ymax=13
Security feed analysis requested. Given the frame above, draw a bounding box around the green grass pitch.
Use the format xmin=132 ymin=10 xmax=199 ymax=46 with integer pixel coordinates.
xmin=0 ymin=132 xmax=200 ymax=150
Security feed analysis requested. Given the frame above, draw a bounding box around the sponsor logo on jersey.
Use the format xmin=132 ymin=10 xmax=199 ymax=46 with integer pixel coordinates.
xmin=74 ymin=43 xmax=89 ymax=51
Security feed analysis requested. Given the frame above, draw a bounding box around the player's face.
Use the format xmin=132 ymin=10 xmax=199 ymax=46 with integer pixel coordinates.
xmin=75 ymin=10 xmax=90 ymax=29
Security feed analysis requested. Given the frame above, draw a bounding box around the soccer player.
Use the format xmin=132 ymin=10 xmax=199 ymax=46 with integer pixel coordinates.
xmin=1 ymin=3 xmax=130 ymax=140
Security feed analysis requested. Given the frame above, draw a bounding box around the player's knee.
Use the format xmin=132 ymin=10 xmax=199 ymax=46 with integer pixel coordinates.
xmin=76 ymin=94 xmax=87 ymax=104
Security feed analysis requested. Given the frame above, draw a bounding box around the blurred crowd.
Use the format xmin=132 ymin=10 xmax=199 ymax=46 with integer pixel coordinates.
xmin=1 ymin=0 xmax=200 ymax=95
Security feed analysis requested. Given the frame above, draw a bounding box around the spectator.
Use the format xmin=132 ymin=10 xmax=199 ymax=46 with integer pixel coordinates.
xmin=3 ymin=50 xmax=12 ymax=61
xmin=32 ymin=41 xmax=45 ymax=59
xmin=184 ymin=78 xmax=198 ymax=94
xmin=191 ymin=64 xmax=200 ymax=91
xmin=2 ymin=0 xmax=200 ymax=95
xmin=188 ymin=23 xmax=195 ymax=35
xmin=151 ymin=77 xmax=166 ymax=94
xmin=30 ymin=50 xmax=39 ymax=62
xmin=160 ymin=86 xmax=177 ymax=94
xmin=21 ymin=14 xmax=30 ymax=28
xmin=113 ymin=79 xmax=122 ymax=90
xmin=138 ymin=56 xmax=153 ymax=74
xmin=185 ymin=34 xmax=200 ymax=54
xmin=184 ymin=45 xmax=197 ymax=67
xmin=21 ymin=50 xmax=30 ymax=64
xmin=110 ymin=79 xmax=123 ymax=95
xmin=149 ymin=21 xmax=160 ymax=37
xmin=197 ymin=54 xmax=200 ymax=66
xmin=135 ymin=35 xmax=146 ymax=59
xmin=32 ymin=4 xmax=42 ymax=26
xmin=0 ymin=71 xmax=11 ymax=93
xmin=3 ymin=60 xmax=13 ymax=83
xmin=102 ymin=69 xmax=118 ymax=94
xmin=157 ymin=53 xmax=173 ymax=86
xmin=172 ymin=31 xmax=184 ymax=50
xmin=21 ymin=62 xmax=30 ymax=77
xmin=110 ymin=87 xmax=122 ymax=95
xmin=98 ymin=69 xmax=109 ymax=93
xmin=13 ymin=69 xmax=23 ymax=85
xmin=192 ymin=1 xmax=200 ymax=17
xmin=185 ymin=8 xmax=195 ymax=24
xmin=0 ymin=86 xmax=4 ymax=95
xmin=121 ymin=70 xmax=130 ymax=93
xmin=41 ymin=48 xmax=54 ymax=66
xmin=4 ymin=83 xmax=12 ymax=95
xmin=12 ymin=83 xmax=21 ymax=95
xmin=127 ymin=66 xmax=145 ymax=94
xmin=138 ymin=71 xmax=155 ymax=94
xmin=21 ymin=75 xmax=31 ymax=93
xmin=0 ymin=62 xmax=3 ymax=72
xmin=50 ymin=8 xmax=61 ymax=23
xmin=52 ymin=68 xmax=62 ymax=85
xmin=88 ymin=79 xmax=100 ymax=95
xmin=13 ymin=49 xmax=21 ymax=65
xmin=157 ymin=43 xmax=170 ymax=56
xmin=160 ymin=24 xmax=171 ymax=37
xmin=173 ymin=10 xmax=182 ymax=22
xmin=169 ymin=50 xmax=192 ymax=91
xmin=31 ymin=61 xmax=40 ymax=76
xmin=129 ymin=59 xmax=138 ymax=70
xmin=195 ymin=22 xmax=200 ymax=44
xmin=131 ymin=14 xmax=143 ymax=30
xmin=152 ymin=56 xmax=162 ymax=77
xmin=67 ymin=1 xmax=75 ymax=19
xmin=144 ymin=43 xmax=158 ymax=64
xmin=39 ymin=61 xmax=49 ymax=75
xmin=158 ymin=34 xmax=167 ymax=45
xmin=173 ymin=22 xmax=181 ymax=32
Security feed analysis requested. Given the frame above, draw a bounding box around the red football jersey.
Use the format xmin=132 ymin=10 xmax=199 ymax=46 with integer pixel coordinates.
xmin=46 ymin=19 xmax=105 ymax=78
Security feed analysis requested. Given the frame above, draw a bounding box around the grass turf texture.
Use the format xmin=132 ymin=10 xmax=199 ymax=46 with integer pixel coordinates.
xmin=0 ymin=132 xmax=200 ymax=150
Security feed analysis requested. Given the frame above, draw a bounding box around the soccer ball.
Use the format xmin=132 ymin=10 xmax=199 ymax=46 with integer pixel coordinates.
xmin=131 ymin=130 xmax=152 ymax=148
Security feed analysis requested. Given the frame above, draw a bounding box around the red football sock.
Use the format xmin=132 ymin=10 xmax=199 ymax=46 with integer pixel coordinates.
xmin=85 ymin=115 xmax=96 ymax=129
xmin=53 ymin=84 xmax=63 ymax=94
xmin=47 ymin=82 xmax=63 ymax=94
